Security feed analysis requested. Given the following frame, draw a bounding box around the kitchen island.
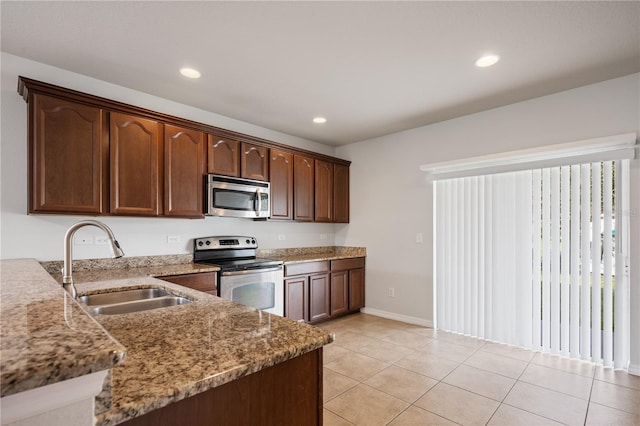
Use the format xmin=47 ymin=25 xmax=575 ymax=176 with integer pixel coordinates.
xmin=1 ymin=259 xmax=333 ymax=425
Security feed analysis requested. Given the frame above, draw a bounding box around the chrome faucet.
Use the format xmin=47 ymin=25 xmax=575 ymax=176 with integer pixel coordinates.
xmin=62 ymin=220 xmax=124 ymax=298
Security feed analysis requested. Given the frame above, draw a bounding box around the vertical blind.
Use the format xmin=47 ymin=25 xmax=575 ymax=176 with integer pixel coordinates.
xmin=434 ymin=160 xmax=630 ymax=368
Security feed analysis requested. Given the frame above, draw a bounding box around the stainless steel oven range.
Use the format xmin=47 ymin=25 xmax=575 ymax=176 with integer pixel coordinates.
xmin=193 ymin=236 xmax=284 ymax=316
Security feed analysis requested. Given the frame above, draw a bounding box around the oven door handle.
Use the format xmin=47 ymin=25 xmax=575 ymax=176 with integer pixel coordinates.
xmin=221 ymin=266 xmax=283 ymax=276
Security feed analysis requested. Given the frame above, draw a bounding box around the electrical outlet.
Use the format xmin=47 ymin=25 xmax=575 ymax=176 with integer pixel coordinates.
xmin=278 ymin=234 xmax=286 ymax=241
xmin=416 ymin=233 xmax=423 ymax=243
xmin=167 ymin=235 xmax=181 ymax=243
xmin=74 ymin=235 xmax=94 ymax=245
xmin=388 ymin=288 xmax=395 ymax=297
xmin=95 ymin=236 xmax=109 ymax=245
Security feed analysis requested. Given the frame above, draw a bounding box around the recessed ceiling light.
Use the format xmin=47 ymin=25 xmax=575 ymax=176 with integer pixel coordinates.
xmin=312 ymin=117 xmax=327 ymax=124
xmin=475 ymin=54 xmax=500 ymax=68
xmin=180 ymin=67 xmax=201 ymax=78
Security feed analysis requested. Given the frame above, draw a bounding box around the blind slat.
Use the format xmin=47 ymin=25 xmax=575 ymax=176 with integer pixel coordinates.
xmin=591 ymin=163 xmax=602 ymax=362
xmin=560 ymin=166 xmax=571 ymax=356
xmin=580 ymin=164 xmax=591 ymax=360
xmin=602 ymin=161 xmax=613 ymax=366
xmin=551 ymin=168 xmax=561 ymax=353
xmin=570 ymin=165 xmax=581 ymax=358
xmin=532 ymin=170 xmax=542 ymax=349
xmin=542 ymin=169 xmax=551 ymax=350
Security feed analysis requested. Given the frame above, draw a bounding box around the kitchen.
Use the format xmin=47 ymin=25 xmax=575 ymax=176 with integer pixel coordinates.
xmin=1 ymin=2 xmax=640 ymax=425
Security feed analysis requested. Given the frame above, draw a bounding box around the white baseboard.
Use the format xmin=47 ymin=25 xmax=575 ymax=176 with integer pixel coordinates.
xmin=628 ymin=363 xmax=640 ymax=377
xmin=360 ymin=307 xmax=433 ymax=328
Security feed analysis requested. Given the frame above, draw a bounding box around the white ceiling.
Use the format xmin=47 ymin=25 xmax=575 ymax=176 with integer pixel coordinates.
xmin=2 ymin=1 xmax=639 ymax=147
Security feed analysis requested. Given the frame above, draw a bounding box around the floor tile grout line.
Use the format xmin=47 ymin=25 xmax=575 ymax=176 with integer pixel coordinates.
xmin=323 ymin=405 xmax=356 ymax=425
xmin=497 ymin=401 xmax=573 ymax=426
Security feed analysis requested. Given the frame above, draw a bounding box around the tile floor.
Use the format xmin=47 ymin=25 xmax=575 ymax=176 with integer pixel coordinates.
xmin=318 ymin=313 xmax=640 ymax=426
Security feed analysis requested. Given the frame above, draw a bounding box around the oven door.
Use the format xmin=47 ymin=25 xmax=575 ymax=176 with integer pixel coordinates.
xmin=219 ymin=266 xmax=284 ymax=316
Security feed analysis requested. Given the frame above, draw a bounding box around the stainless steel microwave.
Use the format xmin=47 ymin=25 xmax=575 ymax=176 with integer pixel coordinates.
xmin=205 ymin=175 xmax=271 ymax=218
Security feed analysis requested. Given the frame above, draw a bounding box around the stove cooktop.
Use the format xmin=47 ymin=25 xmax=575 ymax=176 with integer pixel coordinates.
xmin=193 ymin=236 xmax=283 ymax=272
xmin=196 ymin=257 xmax=283 ymax=272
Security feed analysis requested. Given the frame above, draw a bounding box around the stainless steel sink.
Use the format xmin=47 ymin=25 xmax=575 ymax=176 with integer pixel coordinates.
xmin=89 ymin=296 xmax=191 ymax=315
xmin=79 ymin=288 xmax=173 ymax=306
xmin=79 ymin=287 xmax=192 ymax=315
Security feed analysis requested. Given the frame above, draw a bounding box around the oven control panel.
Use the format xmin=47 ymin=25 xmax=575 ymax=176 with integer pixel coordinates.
xmin=194 ymin=236 xmax=257 ymax=251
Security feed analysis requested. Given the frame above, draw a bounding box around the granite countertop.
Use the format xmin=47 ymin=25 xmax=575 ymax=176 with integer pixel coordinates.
xmin=76 ymin=278 xmax=333 ymax=426
xmin=0 ymin=259 xmax=126 ymax=398
xmin=42 ymin=254 xmax=220 ymax=285
xmin=259 ymin=246 xmax=366 ymax=264
xmin=42 ymin=247 xmax=366 ymax=284
xmin=1 ymin=257 xmax=334 ymax=426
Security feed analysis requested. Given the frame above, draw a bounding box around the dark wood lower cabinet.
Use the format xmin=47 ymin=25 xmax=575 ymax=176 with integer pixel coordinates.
xmin=284 ymin=258 xmax=365 ymax=324
xmin=285 ymin=276 xmax=308 ymax=322
xmin=158 ymin=272 xmax=217 ymax=296
xmin=121 ymin=349 xmax=323 ymax=426
xmin=308 ymin=273 xmax=330 ymax=322
xmin=330 ymin=270 xmax=348 ymax=316
xmin=348 ymin=268 xmax=365 ymax=311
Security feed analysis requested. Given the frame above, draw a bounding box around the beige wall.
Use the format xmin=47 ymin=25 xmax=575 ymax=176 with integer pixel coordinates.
xmin=336 ymin=73 xmax=640 ymax=371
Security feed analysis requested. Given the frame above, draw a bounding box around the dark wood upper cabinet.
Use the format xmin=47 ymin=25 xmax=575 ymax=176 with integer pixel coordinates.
xmin=110 ymin=112 xmax=163 ymax=216
xmin=29 ymin=94 xmax=108 ymax=214
xmin=207 ymin=135 xmax=240 ymax=177
xmin=164 ymin=124 xmax=206 ymax=218
xmin=241 ymin=142 xmax=268 ymax=181
xmin=19 ymin=77 xmax=351 ymax=220
xmin=293 ymin=155 xmax=314 ymax=221
xmin=314 ymin=160 xmax=333 ymax=222
xmin=269 ymin=149 xmax=293 ymax=220
xmin=333 ymin=163 xmax=350 ymax=223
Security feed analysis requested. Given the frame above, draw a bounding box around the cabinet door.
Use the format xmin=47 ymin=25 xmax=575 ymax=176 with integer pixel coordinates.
xmin=30 ymin=94 xmax=108 ymax=214
xmin=207 ymin=134 xmax=239 ymax=176
xmin=285 ymin=277 xmax=308 ymax=322
xmin=333 ymin=163 xmax=350 ymax=223
xmin=293 ymin=155 xmax=314 ymax=221
xmin=110 ymin=112 xmax=163 ymax=216
xmin=330 ymin=271 xmax=349 ymax=316
xmin=309 ymin=273 xmax=330 ymax=322
xmin=314 ymin=160 xmax=333 ymax=222
xmin=159 ymin=272 xmax=217 ymax=296
xmin=164 ymin=125 xmax=205 ymax=218
xmin=349 ymin=268 xmax=365 ymax=311
xmin=269 ymin=149 xmax=293 ymax=220
xmin=241 ymin=143 xmax=268 ymax=181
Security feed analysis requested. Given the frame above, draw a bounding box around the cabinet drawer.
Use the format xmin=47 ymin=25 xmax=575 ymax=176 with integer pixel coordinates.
xmin=331 ymin=257 xmax=365 ymax=271
xmin=159 ymin=272 xmax=217 ymax=294
xmin=285 ymin=261 xmax=329 ymax=277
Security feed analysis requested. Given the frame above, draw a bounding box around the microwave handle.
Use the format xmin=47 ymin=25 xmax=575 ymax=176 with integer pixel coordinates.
xmin=253 ymin=190 xmax=266 ymax=214
xmin=254 ymin=190 xmax=260 ymax=215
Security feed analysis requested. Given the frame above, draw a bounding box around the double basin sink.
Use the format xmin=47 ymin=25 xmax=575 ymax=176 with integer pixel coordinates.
xmin=79 ymin=287 xmax=192 ymax=315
